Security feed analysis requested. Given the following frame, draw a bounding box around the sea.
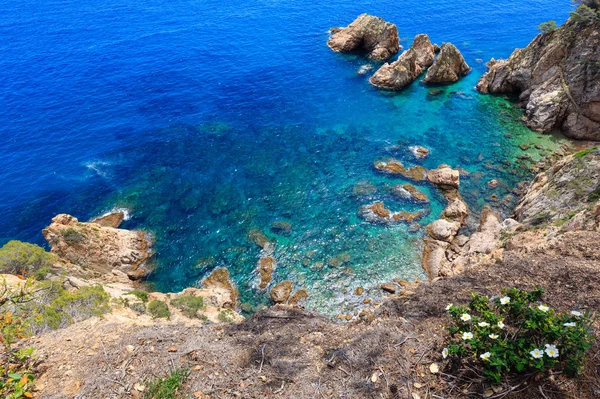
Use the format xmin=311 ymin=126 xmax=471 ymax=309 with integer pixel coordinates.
xmin=0 ymin=0 xmax=573 ymax=316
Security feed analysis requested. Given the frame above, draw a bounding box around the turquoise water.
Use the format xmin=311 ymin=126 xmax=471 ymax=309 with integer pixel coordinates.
xmin=0 ymin=0 xmax=572 ymax=315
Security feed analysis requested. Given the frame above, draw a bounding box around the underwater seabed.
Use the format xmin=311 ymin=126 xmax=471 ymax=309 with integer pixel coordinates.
xmin=91 ymin=92 xmax=570 ymax=318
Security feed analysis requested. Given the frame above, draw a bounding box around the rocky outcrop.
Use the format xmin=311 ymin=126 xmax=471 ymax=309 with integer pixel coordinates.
xmin=370 ymin=34 xmax=435 ymax=90
xmin=257 ymin=256 xmax=275 ymax=290
xmin=42 ymin=214 xmax=152 ymax=280
xmin=328 ymin=14 xmax=400 ymax=60
xmin=514 ymin=147 xmax=600 ymax=227
xmin=270 ymin=280 xmax=294 ymax=303
xmin=393 ymin=184 xmax=429 ymax=203
xmin=426 ymin=219 xmax=461 ymax=242
xmin=374 ymin=159 xmax=428 ymax=181
xmin=427 ymin=165 xmax=460 ymax=190
xmin=202 ymin=267 xmax=238 ymax=309
xmin=423 ymin=43 xmax=471 ymax=84
xmin=476 ymin=19 xmax=600 ymax=140
xmin=359 ymin=202 xmax=423 ymax=224
xmin=408 ymin=145 xmax=430 ymax=159
xmin=91 ymin=211 xmax=125 ymax=228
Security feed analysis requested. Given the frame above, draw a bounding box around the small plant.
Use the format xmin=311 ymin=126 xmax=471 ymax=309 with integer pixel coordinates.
xmin=538 ymin=20 xmax=557 ymax=34
xmin=147 ymin=300 xmax=170 ymax=319
xmin=61 ymin=228 xmax=85 ymax=244
xmin=144 ymin=368 xmax=189 ymax=399
xmin=127 ymin=290 xmax=149 ymax=303
xmin=170 ymin=295 xmax=205 ymax=318
xmin=218 ymin=309 xmax=235 ymax=323
xmin=0 ymin=241 xmax=55 ymax=276
xmin=0 ymin=312 xmax=36 ymax=399
xmin=442 ymin=288 xmax=595 ymax=383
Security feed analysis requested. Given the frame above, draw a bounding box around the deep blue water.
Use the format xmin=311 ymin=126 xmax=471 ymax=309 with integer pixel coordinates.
xmin=0 ymin=0 xmax=572 ymax=315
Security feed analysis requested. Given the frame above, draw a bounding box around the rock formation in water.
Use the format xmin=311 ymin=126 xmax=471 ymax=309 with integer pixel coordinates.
xmin=374 ymin=159 xmax=428 ymax=181
xmin=423 ymin=42 xmax=471 ymax=84
xmin=370 ymin=34 xmax=435 ymax=90
xmin=202 ymin=267 xmax=239 ymax=309
xmin=476 ymin=19 xmax=600 ymax=140
xmin=42 ymin=214 xmax=152 ymax=280
xmin=359 ymin=201 xmax=424 ymax=224
xmin=328 ymin=14 xmax=400 ymax=60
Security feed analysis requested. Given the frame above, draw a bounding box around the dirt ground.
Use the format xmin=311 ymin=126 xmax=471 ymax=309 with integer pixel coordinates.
xmin=29 ymin=228 xmax=600 ymax=399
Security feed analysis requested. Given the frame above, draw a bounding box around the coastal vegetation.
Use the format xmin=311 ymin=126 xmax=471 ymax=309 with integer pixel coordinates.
xmin=0 ymin=241 xmax=54 ymax=277
xmin=143 ymin=368 xmax=189 ymax=399
xmin=147 ymin=299 xmax=171 ymax=319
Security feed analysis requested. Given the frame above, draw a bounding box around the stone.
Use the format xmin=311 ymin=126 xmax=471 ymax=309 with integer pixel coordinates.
xmin=487 ymin=179 xmax=500 ymax=188
xmin=476 ymin=19 xmax=600 ymax=140
xmin=422 ymin=238 xmax=450 ymax=280
xmin=202 ymin=268 xmax=239 ymax=309
xmin=424 ymin=43 xmax=471 ymax=84
xmin=355 ymin=286 xmax=364 ymax=295
xmin=288 ymin=289 xmax=309 ymax=306
xmin=381 ymin=283 xmax=397 ymax=294
xmin=247 ymin=229 xmax=274 ymax=249
xmin=374 ymin=159 xmax=427 ymax=181
xmin=393 ymin=184 xmax=429 ymax=202
xmin=328 ymin=14 xmax=400 ymax=60
xmin=370 ymin=34 xmax=435 ymax=90
xmin=426 ymin=219 xmax=461 ymax=242
xmin=270 ymin=221 xmax=292 ymax=236
xmin=442 ymin=190 xmax=469 ymax=224
xmin=91 ymin=211 xmax=125 ymax=228
xmin=427 ymin=165 xmax=460 ymax=190
xmin=408 ymin=145 xmax=430 ymax=159
xmin=42 ymin=214 xmax=152 ymax=280
xmin=352 ymin=181 xmax=377 ymax=197
xmin=257 ymin=256 xmax=275 ymax=290
xmin=359 ymin=201 xmax=423 ymax=225
xmin=270 ymin=281 xmax=294 ymax=304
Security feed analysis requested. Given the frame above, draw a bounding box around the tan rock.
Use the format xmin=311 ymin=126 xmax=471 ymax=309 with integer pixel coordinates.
xmin=270 ymin=281 xmax=294 ymax=304
xmin=328 ymin=14 xmax=400 ymax=60
xmin=202 ymin=268 xmax=238 ymax=309
xmin=426 ymin=219 xmax=461 ymax=242
xmin=381 ymin=283 xmax=397 ymax=294
xmin=288 ymin=289 xmax=309 ymax=306
xmin=422 ymin=238 xmax=450 ymax=280
xmin=91 ymin=212 xmax=125 ymax=228
xmin=374 ymin=159 xmax=427 ymax=181
xmin=257 ymin=256 xmax=275 ymax=290
xmin=427 ymin=165 xmax=460 ymax=190
xmin=424 ymin=43 xmax=471 ymax=84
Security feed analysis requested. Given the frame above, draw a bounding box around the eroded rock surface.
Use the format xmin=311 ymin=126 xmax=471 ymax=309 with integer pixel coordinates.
xmin=328 ymin=14 xmax=400 ymax=60
xmin=476 ymin=19 xmax=600 ymax=140
xmin=427 ymin=165 xmax=460 ymax=190
xmin=202 ymin=268 xmax=239 ymax=309
xmin=423 ymin=42 xmax=470 ymax=84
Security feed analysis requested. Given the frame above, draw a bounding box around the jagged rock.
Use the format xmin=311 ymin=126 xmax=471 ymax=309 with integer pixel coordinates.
xmin=42 ymin=214 xmax=152 ymax=280
xmin=427 ymin=165 xmax=460 ymax=190
xmin=202 ymin=268 xmax=239 ymax=309
xmin=270 ymin=281 xmax=294 ymax=304
xmin=393 ymin=184 xmax=429 ymax=202
xmin=408 ymin=145 xmax=430 ymax=159
xmin=514 ymin=148 xmax=600 ymax=226
xmin=328 ymin=14 xmax=400 ymax=60
xmin=442 ymin=190 xmax=470 ymax=224
xmin=288 ymin=289 xmax=309 ymax=306
xmin=359 ymin=202 xmax=423 ymax=224
xmin=374 ymin=159 xmax=428 ymax=181
xmin=476 ymin=19 xmax=600 ymax=140
xmin=381 ymin=283 xmax=397 ymax=293
xmin=422 ymin=238 xmax=450 ymax=280
xmin=91 ymin=211 xmax=125 ymax=228
xmin=433 ymin=43 xmax=441 ymax=53
xmin=270 ymin=221 xmax=292 ymax=236
xmin=463 ymin=207 xmax=502 ymax=255
xmin=426 ymin=219 xmax=461 ymax=242
xmin=257 ymin=256 xmax=275 ymax=289
xmin=424 ymin=43 xmax=471 ymax=84
xmin=370 ymin=34 xmax=435 ymax=90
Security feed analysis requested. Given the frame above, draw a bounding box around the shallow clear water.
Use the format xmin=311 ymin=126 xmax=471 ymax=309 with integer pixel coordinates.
xmin=0 ymin=0 xmax=572 ymax=315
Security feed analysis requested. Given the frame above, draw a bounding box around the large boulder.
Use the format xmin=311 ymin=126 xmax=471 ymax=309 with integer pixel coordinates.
xmin=202 ymin=267 xmax=239 ymax=310
xmin=328 ymin=14 xmax=400 ymax=60
xmin=42 ymin=214 xmax=152 ymax=280
xmin=423 ymin=43 xmax=471 ymax=84
xmin=476 ymin=19 xmax=600 ymax=140
xmin=370 ymin=34 xmax=435 ymax=90
xmin=270 ymin=281 xmax=294 ymax=304
xmin=427 ymin=165 xmax=460 ymax=190
xmin=426 ymin=219 xmax=461 ymax=242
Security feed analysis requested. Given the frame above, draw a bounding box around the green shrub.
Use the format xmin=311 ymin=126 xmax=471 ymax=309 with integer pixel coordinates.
xmin=218 ymin=309 xmax=235 ymax=323
xmin=144 ymin=368 xmax=189 ymax=399
xmin=0 ymin=241 xmax=55 ymax=276
xmin=61 ymin=228 xmax=85 ymax=244
xmin=147 ymin=300 xmax=170 ymax=319
xmin=127 ymin=301 xmax=146 ymax=314
xmin=442 ymin=288 xmax=595 ymax=383
xmin=538 ymin=20 xmax=557 ymax=33
xmin=170 ymin=295 xmax=205 ymax=318
xmin=0 ymin=312 xmax=36 ymax=399
xmin=127 ymin=290 xmax=149 ymax=303
xmin=571 ymin=1 xmax=600 ymax=22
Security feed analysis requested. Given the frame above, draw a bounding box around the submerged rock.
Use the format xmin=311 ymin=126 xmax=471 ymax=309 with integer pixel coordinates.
xmin=423 ymin=43 xmax=471 ymax=84
xmin=257 ymin=256 xmax=275 ymax=290
xmin=357 ymin=64 xmax=373 ymax=75
xmin=43 ymin=214 xmax=152 ymax=280
xmin=288 ymin=289 xmax=309 ymax=306
xmin=374 ymin=159 xmax=428 ymax=181
xmin=352 ymin=181 xmax=377 ymax=197
xmin=476 ymin=19 xmax=600 ymax=140
xmin=270 ymin=221 xmax=292 ymax=236
xmin=328 ymin=14 xmax=400 ymax=60
xmin=270 ymin=281 xmax=294 ymax=304
xmin=369 ymin=34 xmax=435 ymax=90
xmin=427 ymin=165 xmax=460 ymax=190
xmin=393 ymin=184 xmax=429 ymax=203
xmin=408 ymin=145 xmax=430 ymax=159
xmin=359 ymin=201 xmax=423 ymax=224
xmin=247 ymin=229 xmax=275 ymax=249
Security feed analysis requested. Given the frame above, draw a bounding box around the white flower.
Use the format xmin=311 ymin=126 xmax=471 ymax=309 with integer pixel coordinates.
xmin=462 ymin=332 xmax=474 ymax=340
xmin=478 ymin=322 xmax=490 ymax=327
xmin=571 ymin=311 xmax=582 ymax=317
xmin=563 ymin=322 xmax=576 ymax=328
xmin=545 ymin=344 xmax=559 ymax=358
xmin=480 ymin=352 xmax=491 ymax=361
xmin=460 ymin=313 xmax=471 ymax=322
xmin=497 ymin=321 xmax=505 ymax=329
xmin=500 ymin=296 xmax=511 ymax=305
xmin=442 ymin=348 xmax=449 ymax=359
xmin=530 ymin=348 xmax=544 ymax=359
xmin=538 ymin=304 xmax=550 ymax=312
xmin=489 ymin=334 xmax=499 ymax=339
xmin=445 ymin=303 xmax=453 ymax=311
